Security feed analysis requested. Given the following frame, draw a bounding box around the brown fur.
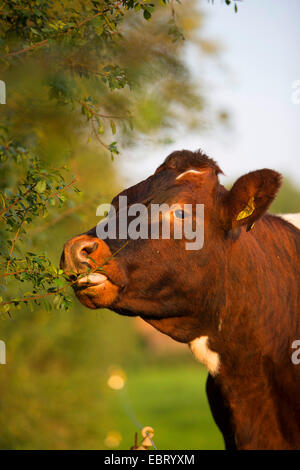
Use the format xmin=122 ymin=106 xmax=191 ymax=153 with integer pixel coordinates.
xmin=61 ymin=150 xmax=300 ymax=449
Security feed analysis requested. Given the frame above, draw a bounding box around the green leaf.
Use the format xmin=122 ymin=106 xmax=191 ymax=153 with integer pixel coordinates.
xmin=110 ymin=120 xmax=116 ymax=135
xmin=95 ymin=24 xmax=104 ymax=36
xmin=143 ymin=9 xmax=152 ymax=20
xmin=98 ymin=121 xmax=104 ymax=134
xmin=35 ymin=180 xmax=47 ymax=193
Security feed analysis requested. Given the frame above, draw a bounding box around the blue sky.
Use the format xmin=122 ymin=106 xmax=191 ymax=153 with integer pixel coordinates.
xmin=121 ymin=0 xmax=300 ymax=191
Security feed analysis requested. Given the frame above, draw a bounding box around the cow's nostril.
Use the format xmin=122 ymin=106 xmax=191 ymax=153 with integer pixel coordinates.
xmin=80 ymin=241 xmax=98 ymax=257
xmin=61 ymin=237 xmax=101 ymax=274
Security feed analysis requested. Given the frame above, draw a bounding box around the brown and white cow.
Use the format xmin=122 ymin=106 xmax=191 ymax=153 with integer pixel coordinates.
xmin=61 ymin=150 xmax=300 ymax=450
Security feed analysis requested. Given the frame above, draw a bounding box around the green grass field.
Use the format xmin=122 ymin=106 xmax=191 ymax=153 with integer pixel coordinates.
xmin=0 ymin=310 xmax=224 ymax=450
xmin=110 ymin=364 xmax=224 ymax=450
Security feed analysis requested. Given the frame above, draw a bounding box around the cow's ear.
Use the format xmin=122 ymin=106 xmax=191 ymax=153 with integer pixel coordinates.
xmin=223 ymin=169 xmax=282 ymax=232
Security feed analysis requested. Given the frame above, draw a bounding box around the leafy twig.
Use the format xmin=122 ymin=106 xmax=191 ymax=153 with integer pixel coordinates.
xmin=4 ymin=10 xmax=110 ymax=58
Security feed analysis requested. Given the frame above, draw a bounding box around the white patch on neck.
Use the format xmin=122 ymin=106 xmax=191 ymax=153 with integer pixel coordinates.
xmin=189 ymin=336 xmax=220 ymax=376
xmin=176 ymin=169 xmax=205 ymax=180
xmin=280 ymin=213 xmax=300 ymax=229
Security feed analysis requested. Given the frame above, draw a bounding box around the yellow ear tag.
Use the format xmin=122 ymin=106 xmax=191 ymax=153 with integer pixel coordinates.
xmin=246 ymin=222 xmax=255 ymax=232
xmin=236 ymin=196 xmax=255 ymax=221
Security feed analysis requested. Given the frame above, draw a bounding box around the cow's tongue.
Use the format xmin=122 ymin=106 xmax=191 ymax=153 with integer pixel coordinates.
xmin=77 ymin=273 xmax=107 ymax=286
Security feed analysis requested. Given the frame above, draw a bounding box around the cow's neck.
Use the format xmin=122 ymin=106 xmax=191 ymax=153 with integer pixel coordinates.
xmin=190 ymin=220 xmax=299 ymax=449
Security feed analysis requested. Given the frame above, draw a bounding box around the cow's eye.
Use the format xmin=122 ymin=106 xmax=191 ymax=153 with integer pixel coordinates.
xmin=174 ymin=209 xmax=185 ymax=219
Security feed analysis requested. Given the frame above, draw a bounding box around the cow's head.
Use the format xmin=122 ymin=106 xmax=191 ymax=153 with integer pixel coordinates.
xmin=60 ymin=150 xmax=281 ymax=343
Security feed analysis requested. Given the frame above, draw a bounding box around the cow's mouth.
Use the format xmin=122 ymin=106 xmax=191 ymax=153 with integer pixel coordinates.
xmin=73 ymin=272 xmax=121 ymax=309
xmin=75 ymin=272 xmax=108 ymax=290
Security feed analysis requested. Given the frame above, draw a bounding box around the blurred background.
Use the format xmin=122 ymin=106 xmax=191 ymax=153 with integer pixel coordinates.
xmin=0 ymin=0 xmax=299 ymax=450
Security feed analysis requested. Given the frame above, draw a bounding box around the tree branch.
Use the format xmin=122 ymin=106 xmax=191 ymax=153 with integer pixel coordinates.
xmin=4 ymin=10 xmax=110 ymax=58
xmin=80 ymin=100 xmax=127 ymax=120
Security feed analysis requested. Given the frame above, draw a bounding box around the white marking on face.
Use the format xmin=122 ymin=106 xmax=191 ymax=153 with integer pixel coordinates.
xmin=176 ymin=169 xmax=205 ymax=180
xmin=189 ymin=336 xmax=220 ymax=376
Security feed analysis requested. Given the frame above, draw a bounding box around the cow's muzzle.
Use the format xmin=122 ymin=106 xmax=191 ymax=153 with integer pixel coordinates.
xmin=60 ymin=234 xmax=127 ymax=308
xmin=60 ymin=235 xmax=104 ymax=279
